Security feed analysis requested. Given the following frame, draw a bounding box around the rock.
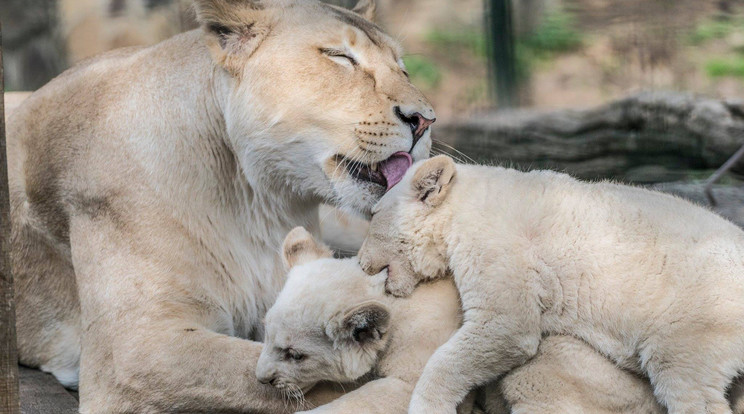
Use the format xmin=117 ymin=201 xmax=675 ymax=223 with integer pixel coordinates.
xmin=435 ymin=91 xmax=744 ymax=183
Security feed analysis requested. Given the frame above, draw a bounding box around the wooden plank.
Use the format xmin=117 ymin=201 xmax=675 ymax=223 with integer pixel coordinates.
xmin=0 ymin=24 xmax=21 ymax=414
xmin=18 ymin=367 xmax=77 ymax=414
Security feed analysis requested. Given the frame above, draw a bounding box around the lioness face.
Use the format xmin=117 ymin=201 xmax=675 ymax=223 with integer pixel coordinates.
xmin=196 ymin=0 xmax=435 ymax=215
xmin=359 ymin=156 xmax=457 ymax=297
xmin=256 ymin=228 xmax=390 ymax=393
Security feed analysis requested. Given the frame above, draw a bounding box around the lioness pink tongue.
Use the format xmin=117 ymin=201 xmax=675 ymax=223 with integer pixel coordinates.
xmin=379 ymin=151 xmax=413 ymax=191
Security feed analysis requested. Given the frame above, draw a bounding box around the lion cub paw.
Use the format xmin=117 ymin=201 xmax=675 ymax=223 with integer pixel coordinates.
xmin=384 ymin=271 xmax=417 ymax=297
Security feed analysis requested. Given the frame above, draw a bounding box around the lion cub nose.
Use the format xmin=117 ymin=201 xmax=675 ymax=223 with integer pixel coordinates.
xmin=394 ymin=106 xmax=436 ymax=150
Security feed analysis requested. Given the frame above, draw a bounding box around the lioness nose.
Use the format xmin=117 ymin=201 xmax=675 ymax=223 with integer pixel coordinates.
xmin=394 ymin=106 xmax=436 ymax=149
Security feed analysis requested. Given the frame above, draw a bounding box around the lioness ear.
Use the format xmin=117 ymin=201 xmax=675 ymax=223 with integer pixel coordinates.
xmin=194 ymin=0 xmax=281 ymax=75
xmin=411 ymin=155 xmax=456 ymax=207
xmin=327 ymin=300 xmax=390 ymax=346
xmin=352 ymin=0 xmax=376 ymax=21
xmin=282 ymin=226 xmax=333 ymax=269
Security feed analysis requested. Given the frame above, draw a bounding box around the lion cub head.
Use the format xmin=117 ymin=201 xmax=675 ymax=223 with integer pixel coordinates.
xmin=358 ymin=155 xmax=457 ymax=297
xmin=256 ymin=227 xmax=390 ymax=393
xmin=194 ymin=0 xmax=435 ymax=215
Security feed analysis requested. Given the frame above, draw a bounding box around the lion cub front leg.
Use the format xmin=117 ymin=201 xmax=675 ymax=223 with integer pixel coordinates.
xmin=409 ymin=273 xmax=543 ymax=414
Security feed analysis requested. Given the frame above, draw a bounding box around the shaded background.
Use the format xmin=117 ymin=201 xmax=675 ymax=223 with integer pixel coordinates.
xmin=4 ymin=0 xmax=744 ymax=223
xmin=4 ymin=0 xmax=744 ymax=120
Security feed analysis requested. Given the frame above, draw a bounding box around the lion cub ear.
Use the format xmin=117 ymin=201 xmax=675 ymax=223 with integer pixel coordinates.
xmin=411 ymin=155 xmax=456 ymax=207
xmin=282 ymin=227 xmax=333 ymax=269
xmin=194 ymin=0 xmax=283 ymax=76
xmin=352 ymin=0 xmax=376 ymax=21
xmin=327 ymin=300 xmax=390 ymax=347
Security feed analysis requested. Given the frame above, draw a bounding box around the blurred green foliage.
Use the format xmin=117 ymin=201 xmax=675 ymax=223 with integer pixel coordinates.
xmin=688 ymin=18 xmax=740 ymax=45
xmin=402 ymin=55 xmax=443 ymax=88
xmin=689 ymin=17 xmax=744 ymax=79
xmin=705 ymin=57 xmax=744 ymax=78
xmin=521 ymin=10 xmax=583 ymax=56
xmin=425 ymin=27 xmax=488 ymax=58
xmin=515 ymin=9 xmax=583 ymax=82
xmin=407 ymin=8 xmax=583 ymax=91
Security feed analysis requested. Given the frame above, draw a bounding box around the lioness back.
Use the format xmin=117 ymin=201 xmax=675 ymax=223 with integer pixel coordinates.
xmin=8 ymin=30 xmax=213 ymax=388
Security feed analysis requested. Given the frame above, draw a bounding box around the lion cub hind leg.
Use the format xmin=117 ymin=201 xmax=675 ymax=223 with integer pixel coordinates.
xmin=644 ymin=343 xmax=735 ymax=414
xmin=649 ymin=365 xmax=732 ymax=414
xmin=497 ymin=335 xmax=664 ymax=414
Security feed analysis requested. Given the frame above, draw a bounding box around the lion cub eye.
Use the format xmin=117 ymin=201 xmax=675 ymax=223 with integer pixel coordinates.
xmin=320 ymin=48 xmax=358 ymax=67
xmin=285 ymin=349 xmax=305 ymax=361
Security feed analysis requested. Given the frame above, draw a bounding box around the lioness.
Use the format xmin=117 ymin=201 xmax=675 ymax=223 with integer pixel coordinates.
xmin=359 ymin=155 xmax=744 ymax=414
xmin=9 ymin=0 xmax=435 ymax=411
xmin=258 ymin=227 xmax=665 ymax=414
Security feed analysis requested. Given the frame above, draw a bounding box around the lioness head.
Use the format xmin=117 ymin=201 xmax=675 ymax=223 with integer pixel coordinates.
xmin=194 ymin=0 xmax=435 ymax=215
xmin=358 ymin=155 xmax=457 ymax=297
xmin=256 ymin=227 xmax=390 ymax=393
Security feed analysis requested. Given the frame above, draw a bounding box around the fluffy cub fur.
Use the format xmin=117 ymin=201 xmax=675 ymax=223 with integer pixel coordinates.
xmin=257 ymin=228 xmax=668 ymax=414
xmin=359 ymin=155 xmax=744 ymax=414
xmin=256 ymin=227 xmax=475 ymax=413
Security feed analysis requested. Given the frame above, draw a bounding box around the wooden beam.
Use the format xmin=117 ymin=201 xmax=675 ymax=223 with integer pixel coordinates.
xmin=0 ymin=23 xmax=21 ymax=414
xmin=18 ymin=367 xmax=77 ymax=414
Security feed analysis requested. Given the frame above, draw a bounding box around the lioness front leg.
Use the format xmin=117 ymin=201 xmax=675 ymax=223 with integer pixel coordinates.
xmin=298 ymin=378 xmax=478 ymax=414
xmin=298 ymin=377 xmax=413 ymax=414
xmin=71 ymin=217 xmax=298 ymax=413
xmin=409 ymin=307 xmax=541 ymax=414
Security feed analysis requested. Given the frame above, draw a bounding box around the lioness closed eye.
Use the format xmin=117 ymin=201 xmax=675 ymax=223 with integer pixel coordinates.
xmin=359 ymin=155 xmax=744 ymax=414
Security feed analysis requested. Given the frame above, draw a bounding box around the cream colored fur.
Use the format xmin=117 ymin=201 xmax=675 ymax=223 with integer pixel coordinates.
xmin=261 ymin=228 xmax=668 ymax=414
xmin=359 ymin=155 xmax=744 ymax=414
xmin=258 ymin=227 xmax=474 ymax=413
xmin=486 ymin=335 xmax=666 ymax=414
xmin=8 ymin=0 xmax=435 ymax=411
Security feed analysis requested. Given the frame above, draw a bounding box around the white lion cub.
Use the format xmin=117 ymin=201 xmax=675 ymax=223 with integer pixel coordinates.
xmin=358 ymin=155 xmax=744 ymax=414
xmin=256 ymin=227 xmax=474 ymax=414
xmin=259 ymin=227 xmax=673 ymax=414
